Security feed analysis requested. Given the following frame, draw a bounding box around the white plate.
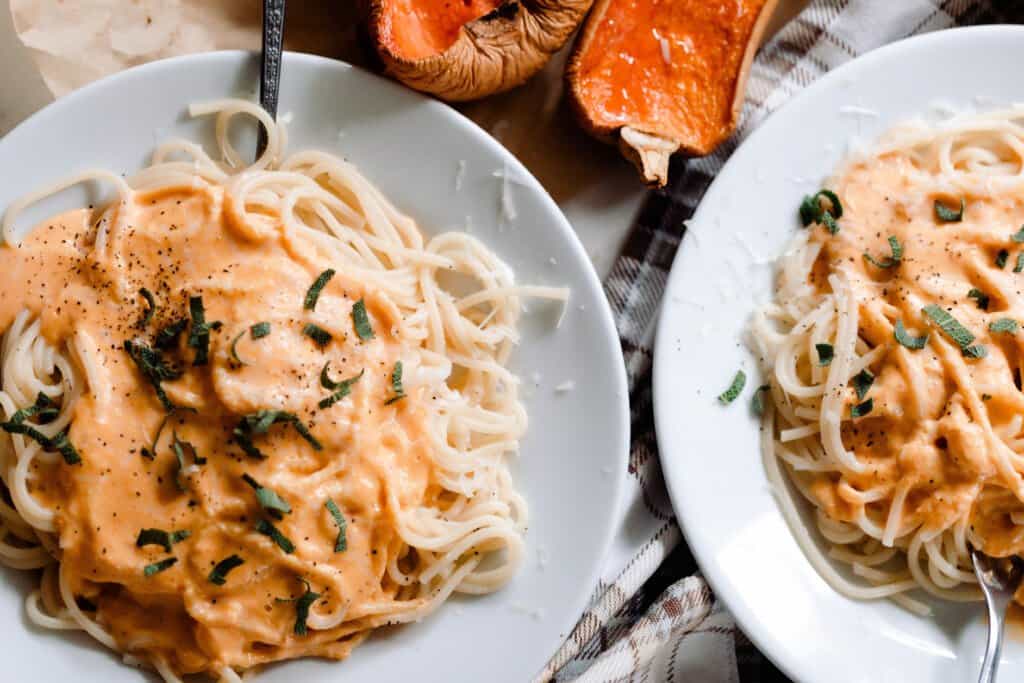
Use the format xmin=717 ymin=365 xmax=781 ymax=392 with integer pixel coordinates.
xmin=654 ymin=26 xmax=1024 ymax=683
xmin=0 ymin=52 xmax=629 ymax=682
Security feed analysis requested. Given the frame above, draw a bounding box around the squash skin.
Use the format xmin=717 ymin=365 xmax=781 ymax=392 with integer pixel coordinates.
xmin=565 ymin=0 xmax=779 ymax=186
xmin=367 ymin=0 xmax=595 ymax=102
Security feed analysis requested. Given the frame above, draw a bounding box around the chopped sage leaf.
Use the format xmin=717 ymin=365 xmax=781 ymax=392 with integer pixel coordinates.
xmin=352 ymin=299 xmax=374 ymax=341
xmin=863 ymin=236 xmax=903 ymax=269
xmin=1012 ymin=226 xmax=1024 ymax=243
xmin=385 ymin=361 xmax=406 ymax=405
xmin=815 ymin=343 xmax=834 ymax=366
xmin=242 ymin=473 xmax=291 ymax=519
xmin=853 ymin=369 xmax=875 ymax=401
xmin=208 ymin=554 xmax=245 ymax=585
xmin=751 ymin=385 xmax=771 ymax=416
xmin=894 ymin=320 xmax=928 ymax=350
xmin=250 ymin=322 xmax=271 ymax=339
xmin=143 ymin=557 xmax=177 ymax=577
xmin=997 ymin=249 xmax=1009 ymax=269
xmin=255 ymin=519 xmax=295 ymax=554
xmin=318 ymin=366 xmax=364 ymax=410
xmin=963 ymin=344 xmax=988 ymax=359
xmin=990 ymin=318 xmax=1019 ymax=334
xmin=304 ymin=269 xmax=335 ymax=311
xmin=851 ymin=398 xmax=874 ymax=418
xmin=187 ymin=295 xmax=220 ymax=366
xmin=138 ymin=288 xmax=158 ymax=328
xmin=717 ymin=370 xmax=747 ymax=405
xmin=967 ymin=288 xmax=990 ymax=311
xmin=154 ymin=318 xmax=189 ymax=350
xmin=934 ymin=198 xmax=965 ymax=222
xmin=302 ymin=323 xmax=332 ymax=348
xmin=799 ymin=189 xmax=843 ymax=227
xmin=922 ymin=304 xmax=975 ymax=350
xmin=136 ymin=528 xmax=190 ymax=553
xmin=124 ymin=339 xmax=182 ymax=412
xmin=276 ymin=579 xmax=320 ymax=636
xmin=325 ymin=498 xmax=348 ymax=553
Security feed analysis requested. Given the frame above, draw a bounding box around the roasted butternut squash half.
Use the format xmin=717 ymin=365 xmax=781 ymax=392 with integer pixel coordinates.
xmin=367 ymin=0 xmax=595 ymax=102
xmin=567 ymin=0 xmax=778 ymax=186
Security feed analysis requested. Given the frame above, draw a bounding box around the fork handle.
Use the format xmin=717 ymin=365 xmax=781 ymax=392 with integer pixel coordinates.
xmin=979 ymin=593 xmax=1010 ymax=683
xmin=256 ymin=0 xmax=286 ymax=160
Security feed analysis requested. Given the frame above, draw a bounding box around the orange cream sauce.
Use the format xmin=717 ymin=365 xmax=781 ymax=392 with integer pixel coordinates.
xmin=379 ymin=0 xmax=505 ymax=60
xmin=804 ymin=153 xmax=1024 ymax=560
xmin=1 ymin=186 xmax=437 ymax=674
xmin=574 ymin=0 xmax=768 ymax=151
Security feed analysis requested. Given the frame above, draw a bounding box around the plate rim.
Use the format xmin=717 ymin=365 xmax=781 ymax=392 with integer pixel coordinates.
xmin=652 ymin=23 xmax=1024 ymax=683
xmin=0 ymin=49 xmax=631 ymax=680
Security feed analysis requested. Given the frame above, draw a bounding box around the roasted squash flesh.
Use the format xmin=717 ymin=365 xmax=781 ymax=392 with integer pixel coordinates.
xmin=378 ymin=0 xmax=506 ymax=59
xmin=575 ymin=0 xmax=769 ymax=151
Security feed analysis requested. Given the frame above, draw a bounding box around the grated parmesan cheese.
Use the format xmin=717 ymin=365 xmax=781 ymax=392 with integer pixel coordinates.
xmin=554 ymin=380 xmax=575 ymax=394
xmin=455 ymin=160 xmax=466 ymax=192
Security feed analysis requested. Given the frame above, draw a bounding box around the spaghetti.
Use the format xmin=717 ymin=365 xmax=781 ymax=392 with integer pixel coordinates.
xmin=751 ymin=108 xmax=1024 ymax=615
xmin=0 ymin=99 xmax=567 ymax=680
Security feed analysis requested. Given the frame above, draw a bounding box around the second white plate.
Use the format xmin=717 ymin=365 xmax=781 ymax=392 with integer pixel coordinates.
xmin=654 ymin=25 xmax=1024 ymax=683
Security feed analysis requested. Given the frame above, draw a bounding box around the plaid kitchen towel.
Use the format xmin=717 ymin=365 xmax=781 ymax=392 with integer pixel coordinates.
xmin=541 ymin=1 xmax=1023 ymax=681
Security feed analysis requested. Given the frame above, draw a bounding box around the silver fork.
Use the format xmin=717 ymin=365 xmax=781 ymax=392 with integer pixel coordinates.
xmin=256 ymin=0 xmax=286 ymax=160
xmin=970 ymin=547 xmax=1024 ymax=683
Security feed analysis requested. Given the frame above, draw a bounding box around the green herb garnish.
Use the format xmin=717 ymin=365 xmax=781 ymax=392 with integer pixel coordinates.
xmin=304 ymin=269 xmax=335 ymax=311
xmin=325 ymin=498 xmax=348 ymax=553
xmin=934 ymin=198 xmax=965 ymax=222
xmin=138 ymin=288 xmax=158 ymax=328
xmin=7 ymin=392 xmax=56 ymax=426
xmin=1015 ymin=254 xmax=1024 ymax=273
xmin=1012 ymin=226 xmax=1024 ymax=243
xmin=124 ymin=339 xmax=182 ymax=412
xmin=982 ymin=393 xmax=993 ymax=401
xmin=997 ymin=249 xmax=1009 ymax=269
xmin=967 ymin=288 xmax=990 ymax=311
xmin=136 ymin=528 xmax=190 ymax=553
xmin=385 ymin=361 xmax=406 ymax=405
xmin=851 ymin=399 xmax=874 ymax=418
xmin=717 ymin=370 xmax=747 ymax=405
xmin=143 ymin=557 xmax=177 ymax=577
xmin=229 ymin=331 xmax=247 ymax=366
xmin=799 ymin=190 xmax=843 ymax=230
xmin=853 ymin=369 xmax=874 ymax=401
xmin=863 ymin=236 xmax=903 ymax=269
xmin=815 ymin=343 xmax=834 ymax=366
xmin=751 ymin=385 xmax=770 ymax=416
xmin=242 ymin=474 xmax=291 ymax=519
xmin=255 ymin=519 xmax=295 ymax=554
xmin=233 ymin=410 xmax=322 ymax=458
xmin=187 ymin=295 xmax=221 ymax=366
xmin=894 ymin=320 xmax=928 ymax=350
xmin=990 ymin=318 xmax=1019 ymax=334
xmin=318 ymin=365 xmax=364 ymax=409
xmin=2 ymin=394 xmax=76 ymax=464
xmin=302 ymin=323 xmax=332 ymax=348
xmin=154 ymin=318 xmax=189 ymax=350
xmin=963 ymin=345 xmax=988 ymax=359
xmin=250 ymin=322 xmax=271 ymax=339
xmin=276 ymin=578 xmax=320 ymax=636
xmin=170 ymin=432 xmax=203 ymax=491
xmin=208 ymin=555 xmax=245 ymax=586
xmin=352 ymin=299 xmax=374 ymax=341
xmin=922 ymin=304 xmax=975 ymax=349
xmin=140 ymin=416 xmax=167 ymax=460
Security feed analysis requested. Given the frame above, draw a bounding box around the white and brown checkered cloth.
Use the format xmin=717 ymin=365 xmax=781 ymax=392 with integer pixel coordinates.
xmin=540 ymin=1 xmax=1019 ymax=681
